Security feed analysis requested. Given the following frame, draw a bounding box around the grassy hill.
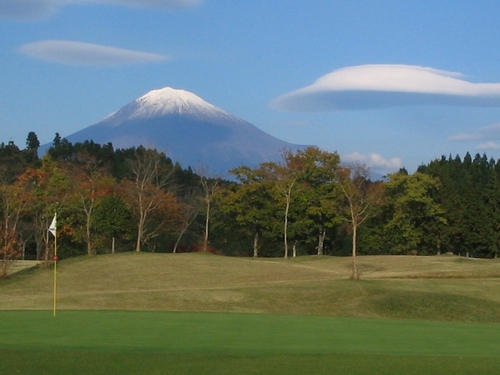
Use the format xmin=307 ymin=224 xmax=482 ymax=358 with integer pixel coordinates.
xmin=2 ymin=253 xmax=499 ymax=323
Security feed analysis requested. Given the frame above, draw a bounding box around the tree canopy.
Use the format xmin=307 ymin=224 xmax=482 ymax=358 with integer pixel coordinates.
xmin=1 ymin=133 xmax=499 ymax=277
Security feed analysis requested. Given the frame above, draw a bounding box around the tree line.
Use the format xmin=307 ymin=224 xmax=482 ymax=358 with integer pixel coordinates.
xmin=1 ymin=132 xmax=499 ymax=277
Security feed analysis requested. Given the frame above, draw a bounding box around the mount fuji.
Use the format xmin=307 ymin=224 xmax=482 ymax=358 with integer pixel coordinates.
xmin=60 ymin=87 xmax=308 ymax=176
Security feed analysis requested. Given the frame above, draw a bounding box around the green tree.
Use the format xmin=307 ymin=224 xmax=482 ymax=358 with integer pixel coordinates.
xmin=93 ymin=195 xmax=133 ymax=253
xmin=24 ymin=131 xmax=40 ymax=164
xmin=293 ymin=147 xmax=342 ymax=255
xmin=226 ymin=166 xmax=277 ymax=257
xmin=0 ymin=141 xmax=28 ymax=181
xmin=384 ymin=171 xmax=446 ymax=255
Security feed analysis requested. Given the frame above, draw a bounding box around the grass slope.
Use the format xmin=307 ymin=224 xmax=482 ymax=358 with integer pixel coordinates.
xmin=2 ymin=254 xmax=499 ymax=374
xmin=2 ymin=253 xmax=499 ymax=323
xmin=0 ymin=310 xmax=499 ymax=375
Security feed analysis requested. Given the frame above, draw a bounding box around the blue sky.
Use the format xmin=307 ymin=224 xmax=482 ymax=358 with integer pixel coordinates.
xmin=2 ymin=0 xmax=500 ymax=174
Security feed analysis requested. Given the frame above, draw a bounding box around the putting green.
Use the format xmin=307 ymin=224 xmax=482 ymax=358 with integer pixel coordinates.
xmin=1 ymin=311 xmax=499 ymax=374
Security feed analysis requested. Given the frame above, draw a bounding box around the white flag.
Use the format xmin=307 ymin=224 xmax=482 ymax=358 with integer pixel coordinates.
xmin=49 ymin=214 xmax=57 ymax=237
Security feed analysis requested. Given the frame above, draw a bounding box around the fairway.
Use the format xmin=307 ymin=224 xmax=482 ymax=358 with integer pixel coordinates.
xmin=2 ymin=253 xmax=499 ymax=373
xmin=1 ymin=310 xmax=499 ymax=375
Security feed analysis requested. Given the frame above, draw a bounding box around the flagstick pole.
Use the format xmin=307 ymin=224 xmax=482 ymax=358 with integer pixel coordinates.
xmin=53 ymin=232 xmax=57 ymax=317
xmin=51 ymin=212 xmax=58 ymax=317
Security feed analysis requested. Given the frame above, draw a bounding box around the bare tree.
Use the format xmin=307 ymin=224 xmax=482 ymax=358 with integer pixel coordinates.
xmin=124 ymin=148 xmax=177 ymax=252
xmin=336 ymin=163 xmax=384 ymax=279
xmin=198 ymin=165 xmax=220 ymax=253
xmin=265 ymin=150 xmax=303 ymax=259
xmin=173 ymin=190 xmax=201 ymax=253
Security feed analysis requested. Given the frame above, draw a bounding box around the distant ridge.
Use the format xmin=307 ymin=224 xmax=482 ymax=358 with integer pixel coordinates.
xmin=55 ymin=87 xmax=308 ymax=176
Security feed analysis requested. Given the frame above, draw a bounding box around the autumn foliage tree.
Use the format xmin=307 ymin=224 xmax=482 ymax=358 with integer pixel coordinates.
xmin=65 ymin=153 xmax=115 ymax=255
xmin=3 ymin=133 xmax=500 ymax=264
xmin=0 ymin=172 xmax=33 ymax=277
xmin=29 ymin=158 xmax=71 ymax=262
xmin=122 ymin=147 xmax=179 ymax=252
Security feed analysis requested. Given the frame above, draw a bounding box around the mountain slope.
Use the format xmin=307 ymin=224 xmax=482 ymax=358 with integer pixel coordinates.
xmin=62 ymin=87 xmax=307 ymax=175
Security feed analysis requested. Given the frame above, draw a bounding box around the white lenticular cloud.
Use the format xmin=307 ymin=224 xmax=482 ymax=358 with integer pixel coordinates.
xmin=271 ymin=64 xmax=500 ymax=111
xmin=343 ymin=152 xmax=402 ymax=170
xmin=0 ymin=0 xmax=202 ymax=20
xmin=19 ymin=40 xmax=168 ymax=66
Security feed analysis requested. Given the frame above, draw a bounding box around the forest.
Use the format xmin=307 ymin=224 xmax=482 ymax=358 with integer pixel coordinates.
xmin=1 ymin=131 xmax=499 ymax=277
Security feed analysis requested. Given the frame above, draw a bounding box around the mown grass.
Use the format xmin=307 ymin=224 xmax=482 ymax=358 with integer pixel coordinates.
xmin=2 ymin=253 xmax=499 ymax=322
xmin=3 ymin=260 xmax=43 ymax=276
xmin=1 ymin=253 xmax=499 ymax=374
xmin=0 ymin=310 xmax=498 ymax=375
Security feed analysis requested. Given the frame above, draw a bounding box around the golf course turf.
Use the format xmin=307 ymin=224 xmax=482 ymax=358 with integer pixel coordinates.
xmin=1 ymin=253 xmax=499 ymax=374
xmin=1 ymin=310 xmax=499 ymax=374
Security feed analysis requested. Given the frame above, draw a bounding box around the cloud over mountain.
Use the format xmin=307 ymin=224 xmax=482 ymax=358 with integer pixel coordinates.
xmin=19 ymin=40 xmax=168 ymax=66
xmin=271 ymin=65 xmax=500 ymax=111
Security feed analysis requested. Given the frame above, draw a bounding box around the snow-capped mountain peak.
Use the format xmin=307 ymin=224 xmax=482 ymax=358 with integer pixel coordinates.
xmin=54 ymin=86 xmax=308 ymax=176
xmin=103 ymin=87 xmax=231 ymax=124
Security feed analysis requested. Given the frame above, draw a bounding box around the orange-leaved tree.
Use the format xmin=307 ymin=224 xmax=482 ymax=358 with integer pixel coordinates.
xmin=122 ymin=148 xmax=178 ymax=252
xmin=65 ymin=153 xmax=115 ymax=255
xmin=0 ymin=168 xmax=38 ymax=277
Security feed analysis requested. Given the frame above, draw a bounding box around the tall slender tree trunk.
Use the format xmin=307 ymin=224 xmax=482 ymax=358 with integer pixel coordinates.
xmin=174 ymin=216 xmax=192 ymax=254
xmin=351 ymin=223 xmax=359 ymax=280
xmin=135 ymin=218 xmax=144 ymax=252
xmin=253 ymin=231 xmax=259 ymax=257
xmin=203 ymin=197 xmax=210 ymax=252
xmin=283 ymin=186 xmax=292 ymax=259
xmin=317 ymin=228 xmax=326 ymax=255
xmin=135 ymin=205 xmax=148 ymax=252
xmin=86 ymin=209 xmax=92 ymax=256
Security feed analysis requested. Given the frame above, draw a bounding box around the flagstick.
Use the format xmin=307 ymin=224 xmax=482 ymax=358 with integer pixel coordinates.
xmin=53 ymin=232 xmax=57 ymax=317
xmin=50 ymin=213 xmax=58 ymax=317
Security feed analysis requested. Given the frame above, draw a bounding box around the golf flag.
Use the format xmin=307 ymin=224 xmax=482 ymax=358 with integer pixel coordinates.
xmin=49 ymin=214 xmax=57 ymax=237
xmin=50 ymin=212 xmax=58 ymax=317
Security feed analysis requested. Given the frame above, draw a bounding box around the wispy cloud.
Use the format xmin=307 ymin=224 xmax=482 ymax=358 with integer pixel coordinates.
xmin=0 ymin=0 xmax=58 ymax=20
xmin=19 ymin=40 xmax=168 ymax=66
xmin=476 ymin=141 xmax=500 ymax=150
xmin=104 ymin=0 xmax=202 ymax=8
xmin=271 ymin=64 xmax=500 ymax=111
xmin=342 ymin=152 xmax=402 ymax=170
xmin=447 ymin=133 xmax=482 ymax=142
xmin=449 ymin=122 xmax=500 ymax=151
xmin=0 ymin=0 xmax=202 ymax=20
